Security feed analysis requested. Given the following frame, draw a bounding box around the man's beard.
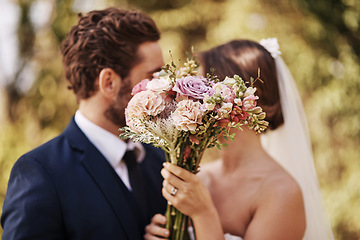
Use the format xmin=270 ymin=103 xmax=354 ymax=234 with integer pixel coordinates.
xmin=104 ymin=79 xmax=132 ymax=128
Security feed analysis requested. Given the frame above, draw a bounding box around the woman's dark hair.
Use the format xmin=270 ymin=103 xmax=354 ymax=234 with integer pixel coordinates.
xmin=199 ymin=40 xmax=283 ymax=130
xmin=61 ymin=7 xmax=160 ymax=100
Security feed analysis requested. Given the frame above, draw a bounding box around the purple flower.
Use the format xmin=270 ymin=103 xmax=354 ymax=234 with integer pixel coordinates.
xmin=172 ymin=76 xmax=212 ymax=100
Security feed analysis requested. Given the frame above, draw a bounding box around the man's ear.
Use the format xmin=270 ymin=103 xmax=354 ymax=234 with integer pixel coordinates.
xmin=98 ymin=68 xmax=121 ymax=99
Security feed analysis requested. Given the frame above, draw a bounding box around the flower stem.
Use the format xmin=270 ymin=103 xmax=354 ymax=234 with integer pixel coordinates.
xmin=165 ymin=204 xmax=173 ymax=234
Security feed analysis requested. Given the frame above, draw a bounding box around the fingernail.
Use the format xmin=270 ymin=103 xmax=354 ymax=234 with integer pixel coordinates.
xmin=162 ymin=217 xmax=167 ymax=224
xmin=164 ymin=230 xmax=169 ymax=236
xmin=163 ymin=162 xmax=167 ymax=167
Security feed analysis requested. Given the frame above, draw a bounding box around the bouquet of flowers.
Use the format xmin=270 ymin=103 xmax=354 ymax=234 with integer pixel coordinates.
xmin=121 ymin=58 xmax=268 ymax=240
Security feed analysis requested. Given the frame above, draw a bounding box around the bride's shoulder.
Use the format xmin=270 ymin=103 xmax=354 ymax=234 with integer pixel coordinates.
xmin=263 ymin=165 xmax=303 ymax=202
xmin=257 ymin=163 xmax=306 ymax=232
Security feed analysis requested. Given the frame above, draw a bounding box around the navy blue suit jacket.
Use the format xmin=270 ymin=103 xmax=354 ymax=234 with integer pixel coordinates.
xmin=1 ymin=118 xmax=167 ymax=240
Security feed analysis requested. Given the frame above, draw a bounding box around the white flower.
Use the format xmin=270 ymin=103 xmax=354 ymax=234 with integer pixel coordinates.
xmin=213 ymin=82 xmax=235 ymax=103
xmin=205 ymin=102 xmax=216 ymax=111
xmin=259 ymin=38 xmax=281 ymax=58
xmin=213 ymin=83 xmax=224 ymax=94
xmin=217 ymin=102 xmax=233 ymax=119
xmin=243 ymin=95 xmax=259 ymax=111
xmin=234 ymin=98 xmax=242 ymax=106
xmin=223 ymin=77 xmax=236 ymax=88
xmin=244 ymin=87 xmax=257 ymax=97
xmin=146 ymin=77 xmax=173 ymax=93
xmin=178 ymin=67 xmax=193 ymax=77
xmin=203 ymin=95 xmax=216 ymax=111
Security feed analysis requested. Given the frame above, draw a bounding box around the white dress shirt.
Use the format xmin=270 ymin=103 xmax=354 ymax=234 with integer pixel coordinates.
xmin=74 ymin=110 xmax=145 ymax=190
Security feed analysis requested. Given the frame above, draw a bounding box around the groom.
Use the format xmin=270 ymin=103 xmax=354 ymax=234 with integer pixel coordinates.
xmin=1 ymin=7 xmax=166 ymax=240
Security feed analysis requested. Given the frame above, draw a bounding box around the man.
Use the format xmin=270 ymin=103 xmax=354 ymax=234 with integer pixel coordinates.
xmin=1 ymin=7 xmax=166 ymax=240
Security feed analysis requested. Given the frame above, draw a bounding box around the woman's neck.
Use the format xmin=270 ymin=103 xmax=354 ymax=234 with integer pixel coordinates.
xmin=220 ymin=127 xmax=265 ymax=173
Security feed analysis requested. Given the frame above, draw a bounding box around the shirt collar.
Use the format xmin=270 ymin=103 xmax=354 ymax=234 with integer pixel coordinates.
xmin=74 ymin=110 xmax=145 ymax=167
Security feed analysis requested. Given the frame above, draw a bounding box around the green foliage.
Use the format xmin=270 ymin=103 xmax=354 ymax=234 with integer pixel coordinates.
xmin=0 ymin=0 xmax=359 ymax=239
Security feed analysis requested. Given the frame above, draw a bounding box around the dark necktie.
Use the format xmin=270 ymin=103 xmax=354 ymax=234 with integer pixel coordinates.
xmin=123 ymin=150 xmax=148 ymax=219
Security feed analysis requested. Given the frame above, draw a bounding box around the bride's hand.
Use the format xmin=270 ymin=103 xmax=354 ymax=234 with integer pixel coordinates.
xmin=144 ymin=214 xmax=169 ymax=240
xmin=162 ymin=163 xmax=225 ymax=240
xmin=161 ymin=162 xmax=215 ymax=219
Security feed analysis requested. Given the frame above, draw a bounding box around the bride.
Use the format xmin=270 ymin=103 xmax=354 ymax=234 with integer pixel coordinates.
xmin=145 ymin=39 xmax=334 ymax=240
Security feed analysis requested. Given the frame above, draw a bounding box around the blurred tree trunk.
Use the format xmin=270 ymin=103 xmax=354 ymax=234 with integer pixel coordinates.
xmin=6 ymin=0 xmax=34 ymax=122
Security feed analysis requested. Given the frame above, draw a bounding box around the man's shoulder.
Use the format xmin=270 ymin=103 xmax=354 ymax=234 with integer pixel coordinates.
xmin=26 ymin=133 xmax=68 ymax=156
xmin=23 ymin=118 xmax=84 ymax=163
xmin=16 ymin=134 xmax=70 ymax=168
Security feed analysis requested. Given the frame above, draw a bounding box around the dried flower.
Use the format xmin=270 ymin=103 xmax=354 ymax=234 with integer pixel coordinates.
xmin=172 ymin=100 xmax=203 ymax=131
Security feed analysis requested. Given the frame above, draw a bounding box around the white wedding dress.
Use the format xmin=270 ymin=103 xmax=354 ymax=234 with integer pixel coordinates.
xmin=224 ymin=233 xmax=243 ymax=240
xmin=188 ymin=227 xmax=243 ymax=240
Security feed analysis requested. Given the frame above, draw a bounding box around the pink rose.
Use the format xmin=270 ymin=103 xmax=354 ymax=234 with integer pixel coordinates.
xmin=172 ymin=76 xmax=212 ymax=100
xmin=242 ymin=95 xmax=259 ymax=111
xmin=126 ymin=90 xmax=166 ymax=131
xmin=131 ymin=79 xmax=150 ymax=95
xmin=172 ymin=100 xmax=203 ymax=131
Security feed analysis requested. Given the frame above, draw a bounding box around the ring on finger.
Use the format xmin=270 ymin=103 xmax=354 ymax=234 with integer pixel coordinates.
xmin=170 ymin=187 xmax=178 ymax=196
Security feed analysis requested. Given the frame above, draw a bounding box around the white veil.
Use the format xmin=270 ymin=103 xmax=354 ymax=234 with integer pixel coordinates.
xmin=259 ymin=39 xmax=334 ymax=240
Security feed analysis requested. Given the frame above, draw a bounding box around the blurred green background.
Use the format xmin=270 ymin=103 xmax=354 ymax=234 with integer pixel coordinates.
xmin=0 ymin=0 xmax=359 ymax=239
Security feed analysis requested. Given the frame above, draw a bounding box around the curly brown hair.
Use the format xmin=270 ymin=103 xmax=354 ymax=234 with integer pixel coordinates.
xmin=199 ymin=40 xmax=284 ymax=130
xmin=61 ymin=7 xmax=160 ymax=100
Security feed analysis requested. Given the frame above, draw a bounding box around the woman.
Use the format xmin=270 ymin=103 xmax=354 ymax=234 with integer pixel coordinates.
xmin=145 ymin=39 xmax=334 ymax=240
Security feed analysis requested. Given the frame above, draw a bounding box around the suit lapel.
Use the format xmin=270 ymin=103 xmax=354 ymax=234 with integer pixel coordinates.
xmin=63 ymin=118 xmax=142 ymax=240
